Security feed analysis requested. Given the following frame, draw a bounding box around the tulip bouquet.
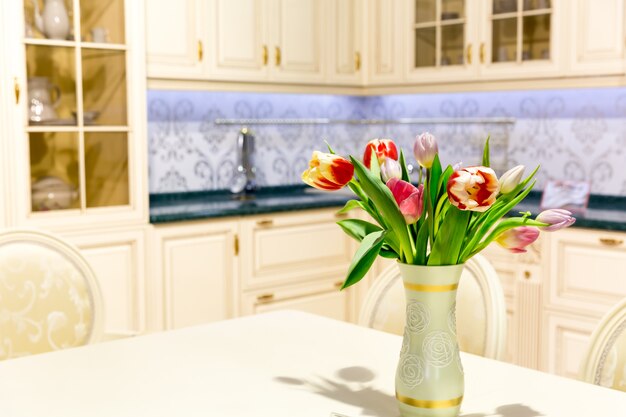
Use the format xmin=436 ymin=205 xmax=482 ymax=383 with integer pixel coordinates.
xmin=302 ymin=134 xmax=575 ymax=289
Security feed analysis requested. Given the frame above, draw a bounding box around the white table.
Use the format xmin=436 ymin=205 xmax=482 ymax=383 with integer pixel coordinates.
xmin=0 ymin=311 xmax=624 ymax=417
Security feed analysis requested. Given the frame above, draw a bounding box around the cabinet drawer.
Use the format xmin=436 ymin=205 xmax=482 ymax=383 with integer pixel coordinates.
xmin=241 ymin=278 xmax=351 ymax=322
xmin=240 ymin=209 xmax=352 ymax=290
xmin=547 ymin=229 xmax=626 ymax=317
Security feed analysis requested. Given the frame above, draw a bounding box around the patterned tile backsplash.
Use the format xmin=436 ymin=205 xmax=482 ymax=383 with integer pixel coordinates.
xmin=148 ymin=87 xmax=626 ymax=196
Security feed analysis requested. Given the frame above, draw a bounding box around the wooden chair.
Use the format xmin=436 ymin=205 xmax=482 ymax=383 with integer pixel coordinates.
xmin=0 ymin=229 xmax=103 ymax=360
xmin=579 ymin=298 xmax=626 ymax=392
xmin=358 ymin=254 xmax=507 ymax=360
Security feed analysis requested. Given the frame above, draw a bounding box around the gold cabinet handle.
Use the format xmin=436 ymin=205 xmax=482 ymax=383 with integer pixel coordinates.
xmin=14 ymin=77 xmax=20 ymax=104
xmin=335 ymin=212 xmax=348 ymax=219
xmin=599 ymin=237 xmax=624 ymax=246
xmin=257 ymin=219 xmax=274 ymax=227
xmin=355 ymin=51 xmax=361 ymax=71
xmin=198 ymin=40 xmax=203 ymax=62
xmin=524 ymin=270 xmax=532 ymax=280
xmin=262 ymin=45 xmax=268 ymax=66
xmin=479 ymin=43 xmax=486 ymax=63
xmin=275 ymin=46 xmax=281 ymax=66
xmin=256 ymin=293 xmax=275 ymax=303
xmin=334 ymin=281 xmax=344 ymax=289
xmin=466 ymin=44 xmax=472 ymax=64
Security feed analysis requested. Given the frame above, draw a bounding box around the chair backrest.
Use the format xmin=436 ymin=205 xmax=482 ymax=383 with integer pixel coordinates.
xmin=358 ymin=254 xmax=507 ymax=360
xmin=0 ymin=229 xmax=103 ymax=360
xmin=579 ymin=298 xmax=626 ymax=392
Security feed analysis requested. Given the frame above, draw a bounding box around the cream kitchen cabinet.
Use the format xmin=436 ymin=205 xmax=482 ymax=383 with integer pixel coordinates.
xmin=151 ymin=220 xmax=238 ymax=331
xmin=148 ymin=0 xmax=330 ymax=84
xmin=149 ymin=208 xmax=357 ymax=331
xmin=64 ymin=227 xmax=149 ymax=339
xmin=541 ymin=228 xmax=626 ymax=378
xmin=326 ymin=0 xmax=365 ymax=85
xmin=567 ymin=0 xmax=626 ymax=76
xmin=146 ymin=0 xmax=208 ymax=79
xmin=367 ymin=0 xmax=404 ymax=85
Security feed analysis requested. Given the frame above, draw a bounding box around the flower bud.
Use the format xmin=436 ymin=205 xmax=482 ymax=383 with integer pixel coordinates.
xmin=499 ymin=165 xmax=525 ymax=194
xmin=536 ymin=209 xmax=576 ymax=231
xmin=380 ymin=159 xmax=402 ymax=182
xmin=496 ymin=226 xmax=540 ymax=254
xmin=413 ymin=132 xmax=439 ymax=169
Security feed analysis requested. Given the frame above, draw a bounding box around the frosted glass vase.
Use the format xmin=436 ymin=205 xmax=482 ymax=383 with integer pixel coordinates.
xmin=395 ymin=263 xmax=465 ymax=417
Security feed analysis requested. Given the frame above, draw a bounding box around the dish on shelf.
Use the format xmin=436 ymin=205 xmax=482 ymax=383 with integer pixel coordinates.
xmin=29 ymin=118 xmax=75 ymax=126
xmin=31 ymin=175 xmax=78 ymax=211
xmin=71 ymin=110 xmax=100 ymax=125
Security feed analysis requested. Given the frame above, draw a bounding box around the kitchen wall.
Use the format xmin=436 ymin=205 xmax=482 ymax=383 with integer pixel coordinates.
xmin=147 ymin=87 xmax=626 ymax=196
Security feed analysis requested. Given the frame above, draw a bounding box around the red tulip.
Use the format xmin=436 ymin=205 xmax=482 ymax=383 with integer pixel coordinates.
xmin=301 ymin=151 xmax=354 ymax=191
xmin=363 ymin=139 xmax=398 ymax=169
xmin=447 ymin=166 xmax=500 ymax=212
xmin=496 ymin=226 xmax=540 ymax=254
xmin=387 ymin=178 xmax=424 ymax=224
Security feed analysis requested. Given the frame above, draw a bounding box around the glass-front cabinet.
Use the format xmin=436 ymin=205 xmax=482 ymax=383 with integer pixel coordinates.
xmin=406 ymin=0 xmax=479 ymax=82
xmin=1 ymin=0 xmax=147 ymax=227
xmin=406 ymin=0 xmax=561 ymax=83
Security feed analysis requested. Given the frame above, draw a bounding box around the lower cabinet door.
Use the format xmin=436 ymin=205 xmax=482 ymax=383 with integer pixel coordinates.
xmin=63 ymin=227 xmax=147 ymax=338
xmin=152 ymin=220 xmax=238 ymax=330
xmin=242 ymin=279 xmax=353 ymax=322
xmin=543 ymin=311 xmax=598 ymax=379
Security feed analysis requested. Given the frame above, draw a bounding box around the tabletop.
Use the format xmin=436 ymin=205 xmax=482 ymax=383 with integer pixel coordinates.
xmin=0 ymin=311 xmax=624 ymax=417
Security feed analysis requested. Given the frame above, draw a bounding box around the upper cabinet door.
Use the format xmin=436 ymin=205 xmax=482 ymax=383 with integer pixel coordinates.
xmin=270 ymin=0 xmax=325 ymax=83
xmin=405 ymin=0 xmax=480 ymax=83
xmin=368 ymin=0 xmax=404 ymax=84
xmin=327 ymin=0 xmax=365 ymax=85
xmin=208 ymin=0 xmax=269 ymax=81
xmin=479 ymin=0 xmax=563 ymax=80
xmin=568 ymin=0 xmax=626 ymax=76
xmin=146 ymin=0 xmax=207 ymax=79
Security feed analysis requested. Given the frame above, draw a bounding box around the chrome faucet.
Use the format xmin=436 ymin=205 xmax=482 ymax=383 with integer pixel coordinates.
xmin=230 ymin=127 xmax=257 ymax=194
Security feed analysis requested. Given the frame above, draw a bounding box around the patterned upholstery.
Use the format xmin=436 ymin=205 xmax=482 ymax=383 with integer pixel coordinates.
xmin=358 ymin=255 xmax=507 ymax=360
xmin=0 ymin=231 xmax=103 ymax=360
xmin=580 ymin=298 xmax=626 ymax=392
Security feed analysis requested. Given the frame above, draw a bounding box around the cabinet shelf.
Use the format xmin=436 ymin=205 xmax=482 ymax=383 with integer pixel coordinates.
xmin=24 ymin=38 xmax=76 ymax=48
xmin=81 ymin=42 xmax=127 ymax=51
xmin=414 ymin=18 xmax=465 ymax=29
xmin=26 ymin=125 xmax=129 ymax=133
xmin=492 ymin=9 xmax=552 ymax=20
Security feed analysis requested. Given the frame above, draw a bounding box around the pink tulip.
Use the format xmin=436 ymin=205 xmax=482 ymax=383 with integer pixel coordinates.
xmin=380 ymin=159 xmax=402 ymax=182
xmin=447 ymin=166 xmax=500 ymax=212
xmin=536 ymin=209 xmax=576 ymax=231
xmin=496 ymin=226 xmax=540 ymax=254
xmin=413 ymin=132 xmax=439 ymax=168
xmin=363 ymin=139 xmax=398 ymax=169
xmin=386 ymin=178 xmax=424 ymax=224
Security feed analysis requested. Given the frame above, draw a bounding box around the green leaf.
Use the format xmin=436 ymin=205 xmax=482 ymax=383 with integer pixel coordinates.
xmin=337 ymin=199 xmax=366 ymax=215
xmin=380 ymin=245 xmax=400 ymax=259
xmin=399 ymin=150 xmax=411 ymax=182
xmin=369 ymin=151 xmax=381 ymax=181
xmin=325 ymin=140 xmax=336 ymax=154
xmin=415 ymin=220 xmax=429 ymax=265
xmin=350 ymin=157 xmax=414 ymax=263
xmin=342 ymin=230 xmax=386 ymax=289
xmin=337 ymin=219 xmax=383 ymax=242
xmin=428 ymin=208 xmax=470 ymax=265
xmin=429 ymin=154 xmax=443 ymax=209
xmin=482 ymin=136 xmax=491 ymax=167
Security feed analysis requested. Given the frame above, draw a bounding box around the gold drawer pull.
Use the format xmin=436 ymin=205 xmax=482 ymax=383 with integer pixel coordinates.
xmin=466 ymin=43 xmax=472 ymax=64
xmin=262 ymin=44 xmax=268 ymax=65
xmin=335 ymin=212 xmax=348 ymax=219
xmin=480 ymin=43 xmax=486 ymax=63
xmin=355 ymin=51 xmax=361 ymax=71
xmin=524 ymin=270 xmax=531 ymax=280
xmin=599 ymin=238 xmax=624 ymax=246
xmin=275 ymin=46 xmax=282 ymax=66
xmin=256 ymin=293 xmax=274 ymax=303
xmin=334 ymin=281 xmax=344 ymax=289
xmin=256 ymin=219 xmax=274 ymax=227
xmin=14 ymin=77 xmax=20 ymax=104
xmin=198 ymin=40 xmax=203 ymax=62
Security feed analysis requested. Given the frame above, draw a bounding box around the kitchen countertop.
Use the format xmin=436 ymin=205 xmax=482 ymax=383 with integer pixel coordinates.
xmin=150 ymin=187 xmax=626 ymax=232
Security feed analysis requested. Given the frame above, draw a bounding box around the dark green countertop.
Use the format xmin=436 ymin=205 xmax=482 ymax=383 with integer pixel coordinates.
xmin=150 ymin=187 xmax=626 ymax=232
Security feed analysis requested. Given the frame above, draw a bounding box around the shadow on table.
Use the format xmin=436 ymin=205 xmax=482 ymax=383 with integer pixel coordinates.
xmin=274 ymin=366 xmax=400 ymax=417
xmin=462 ymin=403 xmax=544 ymax=417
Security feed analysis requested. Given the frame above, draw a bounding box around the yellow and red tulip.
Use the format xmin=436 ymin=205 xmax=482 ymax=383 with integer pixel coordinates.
xmin=363 ymin=139 xmax=398 ymax=169
xmin=387 ymin=178 xmax=424 ymax=224
xmin=496 ymin=226 xmax=540 ymax=253
xmin=447 ymin=166 xmax=500 ymax=212
xmin=301 ymin=151 xmax=354 ymax=191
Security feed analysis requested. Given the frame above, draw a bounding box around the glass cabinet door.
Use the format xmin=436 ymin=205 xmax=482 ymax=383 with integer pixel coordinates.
xmin=413 ymin=0 xmax=467 ymax=69
xmin=23 ymin=0 xmax=130 ymax=214
xmin=490 ymin=0 xmax=552 ymax=64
